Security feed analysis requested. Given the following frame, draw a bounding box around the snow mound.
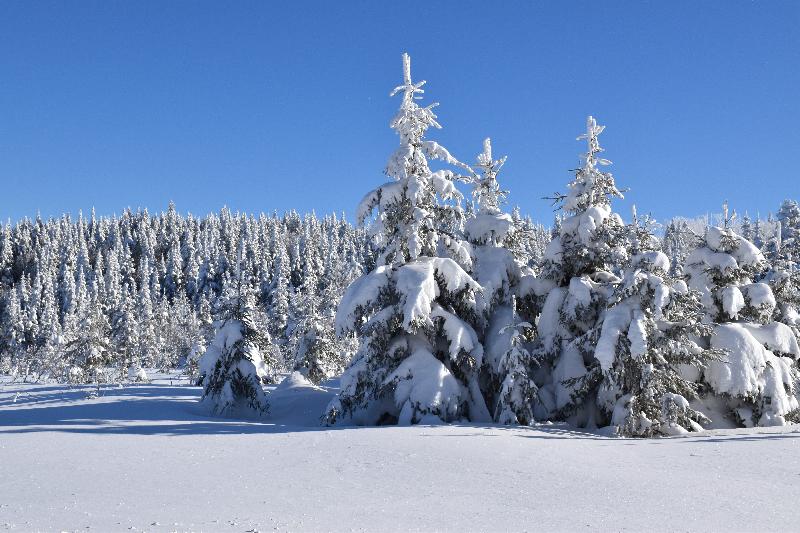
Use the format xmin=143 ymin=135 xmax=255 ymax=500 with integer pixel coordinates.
xmin=275 ymin=371 xmax=320 ymax=391
xmin=707 ymin=323 xmax=799 ymax=425
xmin=385 ymin=347 xmax=463 ymax=424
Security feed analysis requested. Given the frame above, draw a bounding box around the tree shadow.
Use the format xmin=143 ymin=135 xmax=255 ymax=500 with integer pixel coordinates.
xmin=4 ymin=382 xmax=800 ymax=442
xmin=0 ymin=382 xmax=362 ymax=436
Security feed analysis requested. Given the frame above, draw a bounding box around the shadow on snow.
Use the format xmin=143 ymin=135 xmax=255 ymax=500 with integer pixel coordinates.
xmin=2 ymin=381 xmax=799 ymax=443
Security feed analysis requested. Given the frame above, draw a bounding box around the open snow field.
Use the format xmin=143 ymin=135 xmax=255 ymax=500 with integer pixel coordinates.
xmin=1 ymin=374 xmax=799 ymax=533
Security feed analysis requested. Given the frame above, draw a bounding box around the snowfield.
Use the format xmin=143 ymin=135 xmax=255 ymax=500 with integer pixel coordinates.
xmin=1 ymin=374 xmax=799 ymax=533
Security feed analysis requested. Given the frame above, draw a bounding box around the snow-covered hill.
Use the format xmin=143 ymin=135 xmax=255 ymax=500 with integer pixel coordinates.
xmin=1 ymin=375 xmax=798 ymax=532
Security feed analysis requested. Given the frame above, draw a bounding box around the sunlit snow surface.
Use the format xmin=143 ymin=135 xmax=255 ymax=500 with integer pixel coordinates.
xmin=1 ymin=374 xmax=799 ymax=532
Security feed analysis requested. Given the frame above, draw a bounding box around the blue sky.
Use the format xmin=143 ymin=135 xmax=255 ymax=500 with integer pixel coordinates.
xmin=0 ymin=1 xmax=798 ymax=225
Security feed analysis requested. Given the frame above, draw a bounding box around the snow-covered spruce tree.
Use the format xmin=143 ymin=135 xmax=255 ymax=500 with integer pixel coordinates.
xmin=662 ymin=218 xmax=697 ymax=277
xmin=684 ymin=211 xmax=800 ymax=427
xmin=290 ymin=266 xmax=349 ymax=384
xmin=292 ymin=311 xmax=347 ymax=385
xmin=493 ymin=297 xmax=537 ymax=425
xmin=325 ymin=53 xmax=490 ymax=426
xmin=527 ymin=116 xmax=628 ymax=427
xmin=464 ymin=138 xmax=536 ymax=424
xmin=775 ymin=199 xmax=800 ymax=263
xmin=62 ymin=288 xmax=112 ymax=385
xmin=198 ymin=281 xmax=274 ymax=417
xmin=595 ymin=209 xmax=719 ymax=436
xmin=762 ymin=200 xmax=800 ymax=343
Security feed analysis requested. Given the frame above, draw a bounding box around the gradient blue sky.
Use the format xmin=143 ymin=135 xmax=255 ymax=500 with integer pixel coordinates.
xmin=1 ymin=1 xmax=798 ymax=224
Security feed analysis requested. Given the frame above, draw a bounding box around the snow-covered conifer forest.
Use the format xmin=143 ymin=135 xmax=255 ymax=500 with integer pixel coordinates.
xmin=2 ymin=53 xmax=800 ymax=531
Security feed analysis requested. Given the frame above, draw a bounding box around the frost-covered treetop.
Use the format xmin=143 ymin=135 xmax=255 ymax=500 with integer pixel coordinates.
xmin=357 ymin=53 xmax=473 ymax=265
xmin=472 ymin=138 xmax=507 ymax=216
xmin=538 ymin=116 xmax=627 ymax=282
xmin=387 ymin=53 xmax=440 ymax=156
xmin=384 ymin=53 xmax=470 ymax=181
xmin=563 ymin=116 xmax=623 ymax=214
xmin=464 ymin=138 xmax=514 ymax=247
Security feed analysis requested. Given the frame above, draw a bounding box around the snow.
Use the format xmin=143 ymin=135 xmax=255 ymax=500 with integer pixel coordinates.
xmin=685 ymin=247 xmax=739 ymax=276
xmin=567 ymin=276 xmax=593 ymax=309
xmin=596 ymin=304 xmax=632 ymax=371
xmin=471 ymin=246 xmax=518 ymax=310
xmin=384 ymin=346 xmax=463 ymax=424
xmin=739 ymin=322 xmax=800 ymax=357
xmin=543 ymin=235 xmax=563 ymax=263
xmin=2 ymin=375 xmax=800 ymax=532
xmin=127 ymin=367 xmax=149 ymax=383
xmin=707 ymin=323 xmax=800 ymax=424
xmin=708 ymin=324 xmax=769 ymax=398
xmin=464 ymin=212 xmax=513 ymax=243
xmin=704 ymin=226 xmax=764 ymax=267
xmin=395 ymin=261 xmax=440 ymax=330
xmin=560 ymin=204 xmax=611 ymax=244
xmin=631 ymin=250 xmax=670 ymax=273
xmin=537 ymin=287 xmax=566 ymax=352
xmin=430 ymin=304 xmax=483 ymax=364
xmin=722 ymin=286 xmax=745 ymax=319
xmin=742 ymin=282 xmax=776 ymax=310
xmin=627 ymin=310 xmax=648 ymax=359
xmin=334 ymin=265 xmax=391 ymax=334
xmin=396 ymin=258 xmax=480 ymax=330
xmin=550 ymin=343 xmax=588 ymax=410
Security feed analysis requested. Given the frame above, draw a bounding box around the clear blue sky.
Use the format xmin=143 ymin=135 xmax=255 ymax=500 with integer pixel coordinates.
xmin=1 ymin=1 xmax=798 ymax=225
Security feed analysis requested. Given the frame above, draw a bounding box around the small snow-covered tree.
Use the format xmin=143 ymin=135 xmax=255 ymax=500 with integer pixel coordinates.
xmin=325 ymin=54 xmax=489 ymax=426
xmin=290 ymin=269 xmax=350 ymax=384
xmin=597 ymin=214 xmax=718 ymax=436
xmin=463 ymin=138 xmax=536 ymax=423
xmin=684 ymin=221 xmax=800 ymax=426
xmin=493 ymin=298 xmax=537 ymax=425
xmin=762 ymin=200 xmax=800 ymax=344
xmin=776 ymin=199 xmax=800 ymax=263
xmin=292 ymin=314 xmax=348 ymax=385
xmin=199 ymin=283 xmax=274 ymax=417
xmin=63 ymin=289 xmax=112 ymax=385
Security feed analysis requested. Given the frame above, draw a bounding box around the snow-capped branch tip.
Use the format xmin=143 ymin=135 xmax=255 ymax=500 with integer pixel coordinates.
xmin=389 ymin=52 xmax=426 ymax=101
xmin=577 ymin=115 xmax=612 ymax=167
xmin=476 ymin=137 xmax=506 ymax=173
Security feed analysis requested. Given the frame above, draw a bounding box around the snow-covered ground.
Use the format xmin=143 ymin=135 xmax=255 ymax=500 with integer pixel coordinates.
xmin=1 ymin=374 xmax=799 ymax=532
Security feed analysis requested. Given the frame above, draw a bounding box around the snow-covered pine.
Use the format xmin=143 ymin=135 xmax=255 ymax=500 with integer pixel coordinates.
xmin=762 ymin=200 xmax=800 ymax=346
xmin=325 ymin=54 xmax=490 ymax=426
xmin=596 ymin=211 xmax=718 ymax=436
xmin=198 ymin=282 xmax=275 ymax=416
xmin=463 ymin=138 xmax=536 ymax=424
xmin=528 ymin=116 xmax=628 ymax=427
xmin=290 ymin=268 xmax=351 ymax=385
xmin=662 ymin=218 xmax=701 ymax=277
xmin=292 ymin=318 xmax=350 ymax=386
xmin=493 ymin=297 xmax=537 ymax=425
xmin=684 ymin=217 xmax=800 ymax=427
xmin=776 ymin=199 xmax=800 ymax=263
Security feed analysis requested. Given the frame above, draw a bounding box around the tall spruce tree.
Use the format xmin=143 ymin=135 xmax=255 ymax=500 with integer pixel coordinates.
xmin=529 ymin=116 xmax=628 ymax=427
xmin=326 ymin=54 xmax=489 ymax=425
